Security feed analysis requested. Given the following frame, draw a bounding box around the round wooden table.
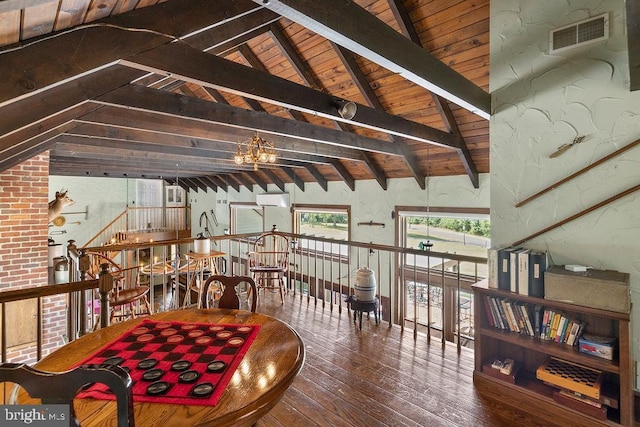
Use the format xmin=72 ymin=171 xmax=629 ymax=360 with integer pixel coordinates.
xmin=29 ymin=308 xmax=305 ymax=427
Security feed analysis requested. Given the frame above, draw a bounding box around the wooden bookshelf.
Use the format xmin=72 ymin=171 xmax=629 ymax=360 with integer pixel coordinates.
xmin=473 ymin=279 xmax=633 ymax=426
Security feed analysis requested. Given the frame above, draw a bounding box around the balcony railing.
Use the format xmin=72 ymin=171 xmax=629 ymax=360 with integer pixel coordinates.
xmin=0 ymin=232 xmax=487 ymax=364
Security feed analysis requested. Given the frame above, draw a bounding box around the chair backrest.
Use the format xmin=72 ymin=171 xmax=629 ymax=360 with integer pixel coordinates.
xmin=201 ymin=275 xmax=258 ymax=312
xmin=249 ymin=230 xmax=289 ymax=271
xmin=85 ymin=252 xmax=140 ymax=290
xmin=0 ymin=363 xmax=134 ymax=427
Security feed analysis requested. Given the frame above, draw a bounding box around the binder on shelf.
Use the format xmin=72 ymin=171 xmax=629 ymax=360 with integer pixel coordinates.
xmin=497 ymin=247 xmax=512 ymax=291
xmin=529 ymin=250 xmax=549 ymax=297
xmin=517 ymin=249 xmax=531 ymax=295
xmin=509 ymin=247 xmax=524 ymax=293
xmin=487 ymin=247 xmax=499 ymax=289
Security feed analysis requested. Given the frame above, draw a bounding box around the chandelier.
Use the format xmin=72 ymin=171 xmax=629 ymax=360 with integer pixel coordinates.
xmin=233 ymin=132 xmax=277 ymax=171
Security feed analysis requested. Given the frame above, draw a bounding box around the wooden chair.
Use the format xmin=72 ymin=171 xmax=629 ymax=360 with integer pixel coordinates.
xmin=200 ymin=275 xmax=257 ymax=312
xmin=248 ymin=227 xmax=289 ymax=304
xmin=0 ymin=362 xmax=134 ymax=427
xmin=86 ymin=252 xmax=152 ymax=323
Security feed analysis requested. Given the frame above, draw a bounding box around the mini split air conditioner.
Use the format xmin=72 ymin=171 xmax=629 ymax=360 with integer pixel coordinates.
xmin=256 ymin=193 xmax=290 ymax=207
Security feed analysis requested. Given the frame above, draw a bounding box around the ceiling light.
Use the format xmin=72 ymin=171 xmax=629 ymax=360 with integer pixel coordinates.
xmin=233 ymin=132 xmax=277 ymax=171
xmin=334 ymin=99 xmax=357 ymax=120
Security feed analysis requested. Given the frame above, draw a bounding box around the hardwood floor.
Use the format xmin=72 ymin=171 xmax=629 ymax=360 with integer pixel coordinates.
xmin=248 ymin=292 xmax=563 ymax=427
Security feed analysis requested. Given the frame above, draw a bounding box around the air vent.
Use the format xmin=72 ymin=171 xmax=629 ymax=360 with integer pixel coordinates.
xmin=549 ymin=13 xmax=609 ymax=54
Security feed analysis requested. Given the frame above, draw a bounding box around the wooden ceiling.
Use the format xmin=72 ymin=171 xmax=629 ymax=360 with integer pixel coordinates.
xmin=0 ymin=0 xmax=489 ymax=193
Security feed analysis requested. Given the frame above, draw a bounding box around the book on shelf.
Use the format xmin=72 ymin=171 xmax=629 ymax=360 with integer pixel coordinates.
xmin=553 ymin=390 xmax=608 ymax=420
xmin=482 ymin=295 xmax=587 ymax=344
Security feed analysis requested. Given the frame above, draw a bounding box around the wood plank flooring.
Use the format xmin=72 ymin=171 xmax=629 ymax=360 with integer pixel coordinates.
xmin=250 ymin=292 xmax=562 ymax=427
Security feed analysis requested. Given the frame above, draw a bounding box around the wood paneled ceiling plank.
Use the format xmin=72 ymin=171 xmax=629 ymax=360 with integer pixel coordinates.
xmin=389 ymin=0 xmax=479 ymax=188
xmin=0 ymin=10 xmax=20 ymax=45
xmin=331 ymin=41 xmax=427 ymax=189
xmin=121 ymin=42 xmax=461 ymax=148
xmin=254 ymin=0 xmax=490 ymax=119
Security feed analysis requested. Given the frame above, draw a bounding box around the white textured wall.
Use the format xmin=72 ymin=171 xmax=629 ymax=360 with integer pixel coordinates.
xmin=193 ymin=174 xmax=490 ymax=245
xmin=491 ymin=0 xmax=640 ymax=361
xmin=49 ymin=176 xmax=128 ymax=247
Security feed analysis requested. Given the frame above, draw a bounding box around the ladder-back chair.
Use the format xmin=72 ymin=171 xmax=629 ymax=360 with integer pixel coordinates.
xmin=248 ymin=226 xmax=289 ymax=304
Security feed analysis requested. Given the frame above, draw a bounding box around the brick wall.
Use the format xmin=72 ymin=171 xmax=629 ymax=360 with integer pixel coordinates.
xmin=0 ymin=152 xmax=67 ymax=362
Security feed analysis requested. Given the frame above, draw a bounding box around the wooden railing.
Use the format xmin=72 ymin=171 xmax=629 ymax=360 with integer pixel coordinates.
xmin=83 ymin=206 xmax=191 ymax=248
xmin=1 ymin=232 xmax=487 ymax=364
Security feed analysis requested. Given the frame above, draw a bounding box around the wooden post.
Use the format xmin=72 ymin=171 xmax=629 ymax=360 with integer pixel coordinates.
xmin=78 ymin=250 xmax=90 ymax=336
xmin=98 ymin=263 xmax=113 ymax=329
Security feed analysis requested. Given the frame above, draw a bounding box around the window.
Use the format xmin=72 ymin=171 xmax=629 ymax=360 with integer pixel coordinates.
xmin=398 ymin=207 xmax=490 ymax=344
xmin=398 ymin=208 xmax=490 ymax=259
xmin=292 ymin=205 xmax=350 ymax=256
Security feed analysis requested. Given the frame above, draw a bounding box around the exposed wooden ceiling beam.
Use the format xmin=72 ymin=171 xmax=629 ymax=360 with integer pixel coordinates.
xmin=245 ymin=172 xmax=268 ymax=193
xmin=231 ymin=173 xmax=256 ymax=191
xmin=199 ymin=176 xmax=219 ymax=192
xmin=219 ymin=174 xmax=240 ymax=193
xmin=188 ymin=7 xmax=280 ymax=52
xmin=0 ymin=0 xmax=252 ymax=106
xmin=254 ymin=0 xmax=490 ymax=119
xmin=94 ymin=85 xmax=408 ymax=157
xmin=208 ymin=176 xmax=228 ymax=192
xmin=121 ymin=42 xmax=461 ymax=148
xmin=330 ymin=160 xmax=355 ymax=191
xmin=282 ymin=167 xmax=304 ymax=192
xmin=260 ymin=169 xmax=285 ymax=192
xmin=0 ymin=66 xmax=143 ymax=140
xmin=627 ymin=0 xmax=640 ymax=91
xmin=304 ymin=164 xmax=328 ymax=192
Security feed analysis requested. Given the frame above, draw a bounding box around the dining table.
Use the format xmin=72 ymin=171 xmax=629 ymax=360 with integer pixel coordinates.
xmin=25 ymin=308 xmax=305 ymax=426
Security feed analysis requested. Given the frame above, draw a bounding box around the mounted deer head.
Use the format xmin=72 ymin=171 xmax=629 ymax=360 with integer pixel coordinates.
xmin=48 ymin=190 xmax=75 ymax=222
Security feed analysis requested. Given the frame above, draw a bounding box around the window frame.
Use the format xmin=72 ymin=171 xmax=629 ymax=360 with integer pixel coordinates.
xmin=291 ymin=204 xmax=351 ymax=259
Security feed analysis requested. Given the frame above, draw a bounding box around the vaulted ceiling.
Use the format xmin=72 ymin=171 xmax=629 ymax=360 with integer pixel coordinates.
xmin=0 ymin=0 xmax=490 ymax=193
